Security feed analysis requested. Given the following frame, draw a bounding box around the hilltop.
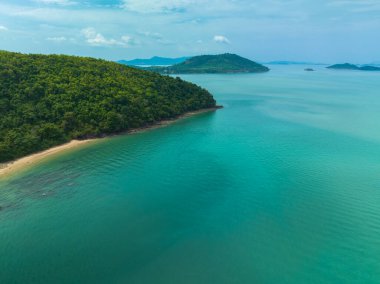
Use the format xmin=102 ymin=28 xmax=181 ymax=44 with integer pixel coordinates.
xmin=145 ymin=54 xmax=270 ymax=74
xmin=0 ymin=51 xmax=217 ymax=163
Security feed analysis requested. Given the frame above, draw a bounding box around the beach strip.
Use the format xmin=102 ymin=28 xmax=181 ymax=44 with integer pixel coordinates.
xmin=0 ymin=107 xmax=222 ymax=179
xmin=0 ymin=140 xmax=93 ymax=179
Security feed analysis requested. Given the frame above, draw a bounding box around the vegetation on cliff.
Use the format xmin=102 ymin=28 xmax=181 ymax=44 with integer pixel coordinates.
xmin=0 ymin=51 xmax=216 ymax=163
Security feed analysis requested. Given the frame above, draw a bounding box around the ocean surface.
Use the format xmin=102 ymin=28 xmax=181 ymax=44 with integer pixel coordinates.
xmin=1 ymin=65 xmax=380 ymax=283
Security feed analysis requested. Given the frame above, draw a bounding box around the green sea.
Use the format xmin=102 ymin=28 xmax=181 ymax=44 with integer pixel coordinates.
xmin=1 ymin=66 xmax=380 ymax=283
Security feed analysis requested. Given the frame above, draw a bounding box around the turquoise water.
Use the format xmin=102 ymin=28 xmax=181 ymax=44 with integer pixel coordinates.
xmin=1 ymin=66 xmax=380 ymax=283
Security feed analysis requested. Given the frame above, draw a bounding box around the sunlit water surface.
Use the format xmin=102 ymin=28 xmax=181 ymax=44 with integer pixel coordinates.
xmin=1 ymin=66 xmax=380 ymax=283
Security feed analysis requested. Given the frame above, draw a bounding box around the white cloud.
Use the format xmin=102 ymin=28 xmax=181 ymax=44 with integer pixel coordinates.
xmin=138 ymin=31 xmax=163 ymax=39
xmin=34 ymin=0 xmax=77 ymax=6
xmin=121 ymin=35 xmax=140 ymax=46
xmin=0 ymin=25 xmax=8 ymax=31
xmin=213 ymin=35 xmax=230 ymax=44
xmin=82 ymin=28 xmax=119 ymax=46
xmin=47 ymin=36 xmax=67 ymax=42
xmin=121 ymin=35 xmax=132 ymax=43
xmin=121 ymin=0 xmax=192 ymax=13
xmin=82 ymin=28 xmax=138 ymax=48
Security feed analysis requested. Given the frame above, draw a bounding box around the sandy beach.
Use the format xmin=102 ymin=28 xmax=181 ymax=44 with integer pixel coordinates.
xmin=0 ymin=140 xmax=93 ymax=179
xmin=0 ymin=107 xmax=221 ymax=179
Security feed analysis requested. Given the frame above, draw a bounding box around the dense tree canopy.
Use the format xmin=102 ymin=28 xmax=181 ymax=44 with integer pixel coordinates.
xmin=0 ymin=51 xmax=216 ymax=163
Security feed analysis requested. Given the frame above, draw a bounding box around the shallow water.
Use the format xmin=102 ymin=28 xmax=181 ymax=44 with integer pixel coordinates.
xmin=1 ymin=65 xmax=380 ymax=283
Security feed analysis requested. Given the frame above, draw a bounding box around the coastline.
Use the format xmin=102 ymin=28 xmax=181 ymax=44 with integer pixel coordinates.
xmin=0 ymin=107 xmax=221 ymax=179
xmin=0 ymin=140 xmax=93 ymax=179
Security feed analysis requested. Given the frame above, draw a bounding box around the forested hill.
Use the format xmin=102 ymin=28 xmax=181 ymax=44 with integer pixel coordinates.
xmin=145 ymin=54 xmax=270 ymax=74
xmin=327 ymin=63 xmax=380 ymax=71
xmin=0 ymin=51 xmax=216 ymax=163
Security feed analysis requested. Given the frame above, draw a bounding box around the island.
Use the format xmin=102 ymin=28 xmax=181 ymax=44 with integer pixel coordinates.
xmin=360 ymin=66 xmax=380 ymax=71
xmin=143 ymin=53 xmax=270 ymax=74
xmin=0 ymin=50 xmax=218 ymax=164
xmin=327 ymin=63 xmax=380 ymax=71
xmin=118 ymin=56 xmax=189 ymax=66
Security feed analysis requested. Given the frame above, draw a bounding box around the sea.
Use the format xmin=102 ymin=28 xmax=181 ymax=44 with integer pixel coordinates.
xmin=1 ymin=65 xmax=380 ymax=283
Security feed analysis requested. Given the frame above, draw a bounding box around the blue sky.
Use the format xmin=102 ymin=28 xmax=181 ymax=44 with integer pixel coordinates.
xmin=0 ymin=0 xmax=379 ymax=63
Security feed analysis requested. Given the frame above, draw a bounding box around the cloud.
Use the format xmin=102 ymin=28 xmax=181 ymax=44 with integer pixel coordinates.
xmin=121 ymin=0 xmax=191 ymax=13
xmin=0 ymin=25 xmax=8 ymax=31
xmin=213 ymin=35 xmax=230 ymax=44
xmin=82 ymin=28 xmax=119 ymax=46
xmin=1 ymin=0 xmax=379 ymax=62
xmin=138 ymin=31 xmax=163 ymax=39
xmin=157 ymin=38 xmax=175 ymax=45
xmin=34 ymin=0 xmax=77 ymax=6
xmin=120 ymin=0 xmax=248 ymax=14
xmin=327 ymin=0 xmax=380 ymax=12
xmin=137 ymin=30 xmax=174 ymax=45
xmin=121 ymin=35 xmax=141 ymax=46
xmin=82 ymin=28 xmax=138 ymax=48
xmin=136 ymin=30 xmax=175 ymax=45
xmin=46 ymin=36 xmax=67 ymax=42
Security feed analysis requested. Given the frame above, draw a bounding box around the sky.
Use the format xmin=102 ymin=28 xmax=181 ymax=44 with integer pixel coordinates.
xmin=0 ymin=0 xmax=379 ymax=63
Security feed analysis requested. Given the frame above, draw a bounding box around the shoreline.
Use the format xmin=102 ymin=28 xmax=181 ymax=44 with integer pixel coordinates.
xmin=0 ymin=106 xmax=222 ymax=179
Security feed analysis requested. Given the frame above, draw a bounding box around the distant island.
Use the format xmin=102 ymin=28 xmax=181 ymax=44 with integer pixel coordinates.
xmin=144 ymin=54 xmax=270 ymax=74
xmin=0 ymin=50 xmax=218 ymax=163
xmin=327 ymin=63 xmax=380 ymax=71
xmin=118 ymin=56 xmax=189 ymax=66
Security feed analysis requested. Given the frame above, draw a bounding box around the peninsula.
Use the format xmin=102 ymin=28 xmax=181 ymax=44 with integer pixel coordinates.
xmin=144 ymin=53 xmax=270 ymax=74
xmin=327 ymin=63 xmax=380 ymax=71
xmin=0 ymin=50 xmax=218 ymax=165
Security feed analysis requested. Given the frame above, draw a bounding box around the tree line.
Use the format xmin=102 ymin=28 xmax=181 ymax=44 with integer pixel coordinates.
xmin=0 ymin=51 xmax=216 ymax=162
